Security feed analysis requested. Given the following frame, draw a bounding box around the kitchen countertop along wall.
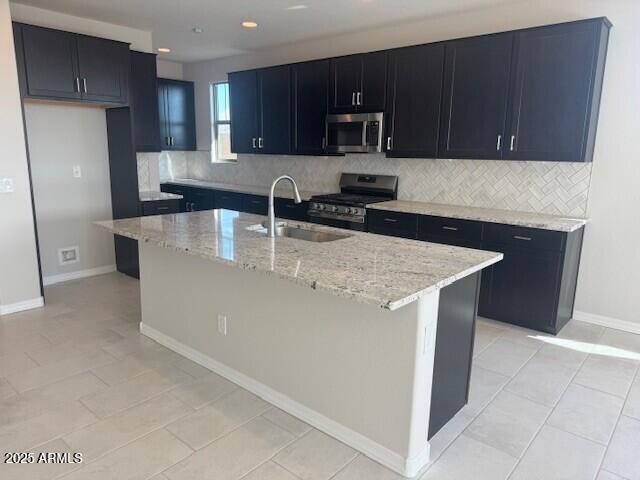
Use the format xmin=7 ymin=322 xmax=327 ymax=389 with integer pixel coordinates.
xmin=160 ymin=151 xmax=593 ymax=218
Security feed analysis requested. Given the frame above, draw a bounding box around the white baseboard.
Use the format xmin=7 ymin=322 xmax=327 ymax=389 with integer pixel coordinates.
xmin=43 ymin=264 xmax=117 ymax=286
xmin=140 ymin=322 xmax=430 ymax=478
xmin=0 ymin=296 xmax=44 ymax=315
xmin=573 ymin=310 xmax=640 ymax=335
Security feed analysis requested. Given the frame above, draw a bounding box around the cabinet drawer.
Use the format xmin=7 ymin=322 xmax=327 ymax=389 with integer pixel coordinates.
xmin=161 ymin=183 xmax=188 ymax=196
xmin=241 ymin=194 xmax=268 ymax=215
xmin=418 ymin=215 xmax=483 ymax=243
xmin=275 ymin=198 xmax=309 ymax=221
xmin=368 ymin=209 xmax=418 ymax=239
xmin=141 ymin=200 xmax=180 ymax=216
xmin=484 ymin=223 xmax=565 ymax=251
xmin=215 ymin=190 xmax=243 ymax=211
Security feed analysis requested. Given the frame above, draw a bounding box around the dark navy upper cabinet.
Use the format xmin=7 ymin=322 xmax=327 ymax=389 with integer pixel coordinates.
xmin=130 ymin=51 xmax=161 ymax=152
xmin=258 ymin=65 xmax=291 ymax=154
xmin=229 ymin=70 xmax=259 ymax=154
xmin=439 ymin=33 xmax=514 ymax=159
xmin=19 ymin=24 xmax=80 ymax=100
xmin=15 ymin=23 xmax=129 ymax=105
xmin=292 ymin=60 xmax=330 ymax=155
xmin=158 ymin=78 xmax=197 ymax=151
xmin=329 ymin=52 xmax=387 ymax=113
xmin=385 ymin=44 xmax=445 ymax=158
xmin=76 ymin=35 xmax=129 ymax=104
xmin=504 ymin=18 xmax=611 ymax=162
xmin=229 ymin=66 xmax=291 ymax=155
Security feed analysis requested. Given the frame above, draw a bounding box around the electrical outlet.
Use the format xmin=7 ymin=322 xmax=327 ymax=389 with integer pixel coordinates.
xmin=58 ymin=246 xmax=80 ymax=265
xmin=72 ymin=165 xmax=82 ymax=178
xmin=217 ymin=314 xmax=227 ymax=336
xmin=0 ymin=178 xmax=14 ymax=193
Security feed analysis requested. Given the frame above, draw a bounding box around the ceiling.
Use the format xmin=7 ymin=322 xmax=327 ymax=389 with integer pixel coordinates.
xmin=13 ymin=0 xmax=519 ymax=62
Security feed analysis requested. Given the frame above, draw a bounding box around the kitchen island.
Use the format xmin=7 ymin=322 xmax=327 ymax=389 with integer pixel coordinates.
xmin=97 ymin=210 xmax=502 ymax=477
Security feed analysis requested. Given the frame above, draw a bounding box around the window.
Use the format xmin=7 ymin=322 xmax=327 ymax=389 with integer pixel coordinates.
xmin=210 ymin=82 xmax=236 ymax=162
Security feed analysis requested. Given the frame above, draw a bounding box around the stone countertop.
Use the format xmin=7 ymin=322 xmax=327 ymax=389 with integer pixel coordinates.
xmin=369 ymin=201 xmax=587 ymax=232
xmin=96 ymin=210 xmax=502 ymax=311
xmin=163 ymin=178 xmax=328 ymax=202
xmin=139 ymin=191 xmax=183 ymax=202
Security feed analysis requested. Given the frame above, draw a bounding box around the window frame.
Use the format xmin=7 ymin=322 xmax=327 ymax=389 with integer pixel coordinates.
xmin=210 ymin=82 xmax=236 ymax=162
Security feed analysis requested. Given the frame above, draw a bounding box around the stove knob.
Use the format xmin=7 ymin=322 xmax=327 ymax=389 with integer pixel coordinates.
xmin=345 ymin=208 xmax=352 ymax=214
xmin=318 ymin=204 xmax=325 ymax=211
xmin=332 ymin=206 xmax=339 ymax=212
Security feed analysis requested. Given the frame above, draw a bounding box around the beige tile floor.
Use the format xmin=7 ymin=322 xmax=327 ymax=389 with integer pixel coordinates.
xmin=0 ymin=272 xmax=639 ymax=480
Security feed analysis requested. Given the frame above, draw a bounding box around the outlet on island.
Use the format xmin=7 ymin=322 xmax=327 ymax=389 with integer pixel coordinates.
xmin=217 ymin=314 xmax=228 ymax=336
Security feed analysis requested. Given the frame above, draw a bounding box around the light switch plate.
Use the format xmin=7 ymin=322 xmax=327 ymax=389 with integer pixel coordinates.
xmin=0 ymin=178 xmax=14 ymax=193
xmin=72 ymin=166 xmax=82 ymax=178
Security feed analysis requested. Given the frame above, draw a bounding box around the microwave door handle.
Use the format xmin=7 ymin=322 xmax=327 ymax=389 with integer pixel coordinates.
xmin=361 ymin=120 xmax=368 ymax=149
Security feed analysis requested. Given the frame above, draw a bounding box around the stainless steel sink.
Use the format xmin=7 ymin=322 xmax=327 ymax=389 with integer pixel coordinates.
xmin=247 ymin=224 xmax=352 ymax=243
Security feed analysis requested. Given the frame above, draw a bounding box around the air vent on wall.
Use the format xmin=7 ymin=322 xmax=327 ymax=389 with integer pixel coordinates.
xmin=58 ymin=246 xmax=80 ymax=265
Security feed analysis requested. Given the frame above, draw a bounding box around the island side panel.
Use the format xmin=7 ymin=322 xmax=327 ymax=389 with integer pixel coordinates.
xmin=138 ymin=242 xmax=439 ymax=477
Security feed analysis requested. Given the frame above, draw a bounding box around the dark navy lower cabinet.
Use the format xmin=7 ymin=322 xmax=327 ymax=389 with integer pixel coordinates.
xmin=275 ymin=198 xmax=309 ymax=221
xmin=368 ymin=208 xmax=584 ymax=334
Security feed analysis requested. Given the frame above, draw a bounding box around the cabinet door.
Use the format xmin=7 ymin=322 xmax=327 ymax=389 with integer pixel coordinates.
xmin=386 ymin=44 xmax=445 ymax=158
xmin=505 ymin=21 xmax=602 ymax=161
xmin=189 ymin=188 xmax=215 ymax=211
xmin=163 ymin=79 xmax=196 ymax=150
xmin=157 ymin=82 xmax=171 ymax=149
xmin=359 ymin=51 xmax=387 ymax=112
xmin=76 ymin=35 xmax=129 ymax=104
xmin=292 ymin=60 xmax=329 ymax=154
xmin=439 ymin=34 xmax=513 ymax=159
xmin=479 ymin=243 xmax=562 ymax=332
xmin=20 ymin=24 xmax=81 ymax=100
xmin=258 ymin=66 xmax=291 ymax=154
xmin=229 ymin=70 xmax=259 ymax=154
xmin=329 ymin=55 xmax=361 ymax=113
xmin=130 ymin=51 xmax=161 ymax=152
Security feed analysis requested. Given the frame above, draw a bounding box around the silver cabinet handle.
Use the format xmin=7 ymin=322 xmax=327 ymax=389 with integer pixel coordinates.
xmin=82 ymin=78 xmax=87 ymax=93
xmin=75 ymin=77 xmax=81 ymax=93
xmin=510 ymin=135 xmax=516 ymax=151
xmin=352 ymin=92 xmax=356 ymax=106
xmin=252 ymin=138 xmax=257 ymax=149
xmin=356 ymin=92 xmax=362 ymax=105
xmin=165 ymin=137 xmax=170 ymax=146
xmin=157 ymin=206 xmax=169 ymax=211
xmin=442 ymin=226 xmax=459 ymax=231
xmin=383 ymin=218 xmax=397 ymax=223
xmin=513 ymin=235 xmax=532 ymax=241
xmin=386 ymin=137 xmax=392 ymax=151
xmin=258 ymin=137 xmax=264 ymax=149
xmin=496 ymin=135 xmax=502 ymax=151
xmin=321 ymin=137 xmax=326 ymax=150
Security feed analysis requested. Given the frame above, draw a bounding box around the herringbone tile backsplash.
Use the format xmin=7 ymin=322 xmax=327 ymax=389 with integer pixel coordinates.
xmin=158 ymin=152 xmax=592 ymax=217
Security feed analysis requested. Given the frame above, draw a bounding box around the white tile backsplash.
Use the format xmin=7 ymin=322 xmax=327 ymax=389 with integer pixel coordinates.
xmin=159 ymin=152 xmax=592 ymax=217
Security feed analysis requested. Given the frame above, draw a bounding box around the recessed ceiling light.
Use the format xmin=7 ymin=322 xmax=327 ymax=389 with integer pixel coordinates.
xmin=286 ymin=4 xmax=308 ymax=10
xmin=242 ymin=21 xmax=258 ymax=28
xmin=192 ymin=27 xmax=204 ymax=34
xmin=157 ymin=47 xmax=171 ymax=53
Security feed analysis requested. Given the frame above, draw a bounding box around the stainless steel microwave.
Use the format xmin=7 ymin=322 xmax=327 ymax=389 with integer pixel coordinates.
xmin=325 ymin=112 xmax=384 ymax=153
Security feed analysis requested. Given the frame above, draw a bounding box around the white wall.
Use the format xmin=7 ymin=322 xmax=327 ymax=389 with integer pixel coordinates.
xmin=24 ymin=103 xmax=116 ymax=282
xmin=183 ymin=1 xmax=640 ymax=329
xmin=0 ymin=0 xmax=42 ymax=313
xmin=157 ymin=59 xmax=184 ymax=80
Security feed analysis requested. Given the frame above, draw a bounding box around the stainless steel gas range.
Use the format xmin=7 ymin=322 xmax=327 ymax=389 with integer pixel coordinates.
xmin=308 ymin=173 xmax=398 ymax=231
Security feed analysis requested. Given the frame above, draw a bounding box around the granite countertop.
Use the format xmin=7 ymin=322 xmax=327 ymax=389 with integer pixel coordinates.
xmin=140 ymin=191 xmax=183 ymax=202
xmin=164 ymin=178 xmax=328 ymax=202
xmin=96 ymin=210 xmax=502 ymax=311
xmin=369 ymin=200 xmax=588 ymax=232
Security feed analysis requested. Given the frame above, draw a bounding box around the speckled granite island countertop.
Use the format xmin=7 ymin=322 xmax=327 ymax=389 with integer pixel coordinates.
xmin=165 ymin=178 xmax=328 ymax=201
xmin=139 ymin=191 xmax=183 ymax=202
xmin=97 ymin=210 xmax=502 ymax=310
xmin=369 ymin=201 xmax=587 ymax=232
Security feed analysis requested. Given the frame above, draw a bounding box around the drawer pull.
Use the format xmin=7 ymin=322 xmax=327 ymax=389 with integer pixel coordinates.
xmin=157 ymin=206 xmax=169 ymax=211
xmin=251 ymin=200 xmax=261 ymax=204
xmin=383 ymin=218 xmax=398 ymax=223
xmin=285 ymin=204 xmax=296 ymax=209
xmin=442 ymin=226 xmax=458 ymax=231
xmin=513 ymin=235 xmax=532 ymax=241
